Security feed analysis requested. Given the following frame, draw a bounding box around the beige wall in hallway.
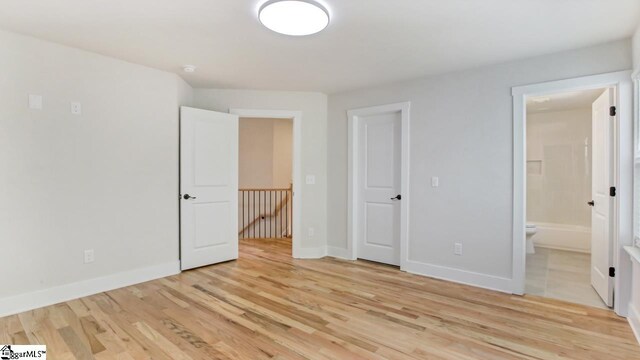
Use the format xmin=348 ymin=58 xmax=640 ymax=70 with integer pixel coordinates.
xmin=239 ymin=117 xmax=293 ymax=189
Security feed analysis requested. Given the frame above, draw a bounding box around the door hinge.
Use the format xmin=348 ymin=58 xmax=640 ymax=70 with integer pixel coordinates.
xmin=610 ymin=186 xmax=616 ymax=197
xmin=610 ymin=106 xmax=616 ymax=116
xmin=609 ymin=267 xmax=615 ymax=277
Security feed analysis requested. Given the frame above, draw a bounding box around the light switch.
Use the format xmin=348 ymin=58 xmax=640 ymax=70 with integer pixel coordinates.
xmin=431 ymin=176 xmax=439 ymax=187
xmin=71 ymin=102 xmax=82 ymax=115
xmin=306 ymin=175 xmax=316 ymax=185
xmin=29 ymin=94 xmax=42 ymax=110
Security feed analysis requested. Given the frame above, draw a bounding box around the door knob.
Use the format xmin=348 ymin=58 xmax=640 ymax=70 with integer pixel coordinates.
xmin=587 ymin=200 xmax=595 ymax=207
xmin=183 ymin=194 xmax=197 ymax=200
xmin=390 ymin=194 xmax=402 ymax=200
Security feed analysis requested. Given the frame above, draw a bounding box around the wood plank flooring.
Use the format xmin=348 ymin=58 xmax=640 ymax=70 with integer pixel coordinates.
xmin=1 ymin=238 xmax=638 ymax=359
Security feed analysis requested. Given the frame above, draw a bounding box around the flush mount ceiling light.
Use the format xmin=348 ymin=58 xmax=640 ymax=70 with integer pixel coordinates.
xmin=259 ymin=0 xmax=330 ymax=36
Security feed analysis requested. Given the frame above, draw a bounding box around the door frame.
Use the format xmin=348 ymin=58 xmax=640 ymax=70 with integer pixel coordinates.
xmin=347 ymin=102 xmax=411 ymax=267
xmin=230 ymin=108 xmax=303 ymax=258
xmin=511 ymin=70 xmax=633 ymax=316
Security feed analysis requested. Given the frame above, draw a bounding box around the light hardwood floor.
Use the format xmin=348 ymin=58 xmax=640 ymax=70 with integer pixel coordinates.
xmin=1 ymin=238 xmax=639 ymax=359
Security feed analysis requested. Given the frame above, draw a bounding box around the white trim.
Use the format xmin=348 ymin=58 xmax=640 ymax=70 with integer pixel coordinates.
xmin=229 ymin=108 xmax=305 ymax=258
xmin=327 ymin=246 xmax=351 ymax=259
xmin=0 ymin=261 xmax=180 ymax=317
xmin=512 ymin=70 xmax=634 ymax=317
xmin=628 ymin=304 xmax=640 ymax=345
xmin=626 ymin=246 xmax=640 ymax=344
xmin=403 ymin=260 xmax=512 ymax=293
xmin=347 ymin=102 xmax=411 ymax=266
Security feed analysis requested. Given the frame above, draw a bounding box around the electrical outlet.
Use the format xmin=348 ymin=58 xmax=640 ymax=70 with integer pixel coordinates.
xmin=84 ymin=249 xmax=95 ymax=264
xmin=71 ymin=102 xmax=82 ymax=115
xmin=306 ymin=175 xmax=316 ymax=185
xmin=431 ymin=176 xmax=439 ymax=187
xmin=29 ymin=94 xmax=42 ymax=110
xmin=454 ymin=243 xmax=463 ymax=256
xmin=308 ymin=227 xmax=315 ymax=237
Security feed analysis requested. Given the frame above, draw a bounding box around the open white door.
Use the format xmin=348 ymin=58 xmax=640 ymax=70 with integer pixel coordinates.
xmin=180 ymin=106 xmax=239 ymax=270
xmin=590 ymin=88 xmax=614 ymax=307
xmin=356 ymin=111 xmax=402 ymax=266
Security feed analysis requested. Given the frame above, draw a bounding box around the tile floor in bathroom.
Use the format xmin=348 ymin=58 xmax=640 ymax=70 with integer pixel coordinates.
xmin=525 ymin=247 xmax=609 ymax=309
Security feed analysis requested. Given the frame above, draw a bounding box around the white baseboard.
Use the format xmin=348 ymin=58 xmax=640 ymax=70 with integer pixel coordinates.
xmin=403 ymin=259 xmax=513 ymax=294
xmin=0 ymin=260 xmax=180 ymax=317
xmin=534 ymin=243 xmax=590 ymax=254
xmin=294 ymin=246 xmax=327 ymax=259
xmin=628 ymin=303 xmax=640 ymax=345
xmin=327 ymin=246 xmax=352 ymax=260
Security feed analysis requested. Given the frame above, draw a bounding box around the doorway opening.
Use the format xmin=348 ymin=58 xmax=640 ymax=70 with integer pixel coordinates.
xmin=524 ymin=88 xmax=612 ymax=309
xmin=512 ymin=71 xmax=634 ymax=316
xmin=237 ymin=117 xmax=294 ymax=254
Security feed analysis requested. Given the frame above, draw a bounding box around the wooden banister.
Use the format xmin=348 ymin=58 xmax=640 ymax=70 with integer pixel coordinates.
xmin=238 ymin=185 xmax=292 ymax=239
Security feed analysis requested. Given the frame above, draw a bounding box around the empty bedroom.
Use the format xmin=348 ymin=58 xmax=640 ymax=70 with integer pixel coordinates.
xmin=1 ymin=1 xmax=640 ymax=359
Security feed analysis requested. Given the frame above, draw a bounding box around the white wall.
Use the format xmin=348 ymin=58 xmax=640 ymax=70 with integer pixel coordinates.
xmin=0 ymin=30 xmax=192 ymax=312
xmin=633 ymin=24 xmax=640 ymax=71
xmin=239 ymin=118 xmax=292 ymax=189
xmin=327 ymin=39 xmax=631 ymax=289
xmin=628 ymin=23 xmax=640 ymax=342
xmin=527 ymin=108 xmax=592 ymax=227
xmin=193 ymin=89 xmax=327 ymax=252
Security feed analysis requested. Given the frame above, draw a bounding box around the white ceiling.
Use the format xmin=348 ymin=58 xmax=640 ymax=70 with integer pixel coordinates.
xmin=527 ymin=88 xmax=606 ymax=113
xmin=0 ymin=0 xmax=638 ymax=93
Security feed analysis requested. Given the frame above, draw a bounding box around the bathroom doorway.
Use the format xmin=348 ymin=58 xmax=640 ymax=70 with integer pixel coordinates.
xmin=524 ymin=87 xmax=614 ymax=308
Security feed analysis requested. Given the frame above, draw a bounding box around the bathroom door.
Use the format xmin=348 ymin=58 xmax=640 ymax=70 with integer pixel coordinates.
xmin=590 ymin=88 xmax=614 ymax=307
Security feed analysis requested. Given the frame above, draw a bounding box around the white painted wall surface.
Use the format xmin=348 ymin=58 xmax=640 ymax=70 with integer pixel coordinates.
xmin=527 ymin=108 xmax=592 ymax=228
xmin=327 ymin=39 xmax=631 ymax=286
xmin=0 ymin=30 xmax=190 ymax=307
xmin=633 ymin=24 xmax=640 ymax=71
xmin=193 ymin=89 xmax=327 ymax=251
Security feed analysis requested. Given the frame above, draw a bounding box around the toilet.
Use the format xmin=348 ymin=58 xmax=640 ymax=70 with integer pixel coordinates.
xmin=526 ymin=223 xmax=537 ymax=254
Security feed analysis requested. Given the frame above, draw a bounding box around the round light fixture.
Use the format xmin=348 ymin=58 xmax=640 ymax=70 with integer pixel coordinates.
xmin=259 ymin=0 xmax=330 ymax=36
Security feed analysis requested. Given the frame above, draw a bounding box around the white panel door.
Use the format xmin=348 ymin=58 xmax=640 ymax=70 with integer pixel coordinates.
xmin=180 ymin=106 xmax=239 ymax=270
xmin=590 ymin=88 xmax=614 ymax=307
xmin=357 ymin=111 xmax=401 ymax=265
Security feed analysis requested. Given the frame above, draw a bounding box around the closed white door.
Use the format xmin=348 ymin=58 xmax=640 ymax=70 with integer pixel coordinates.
xmin=180 ymin=106 xmax=239 ymax=270
xmin=590 ymin=88 xmax=614 ymax=307
xmin=357 ymin=111 xmax=402 ymax=265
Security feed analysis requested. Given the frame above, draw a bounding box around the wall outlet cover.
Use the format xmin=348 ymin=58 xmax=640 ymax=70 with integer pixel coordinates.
xmin=71 ymin=102 xmax=82 ymax=115
xmin=84 ymin=249 xmax=95 ymax=264
xmin=454 ymin=243 xmax=463 ymax=255
xmin=28 ymin=94 xmax=42 ymax=110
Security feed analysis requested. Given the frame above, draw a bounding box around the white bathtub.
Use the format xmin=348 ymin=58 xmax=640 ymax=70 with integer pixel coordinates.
xmin=530 ymin=222 xmax=591 ymax=253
